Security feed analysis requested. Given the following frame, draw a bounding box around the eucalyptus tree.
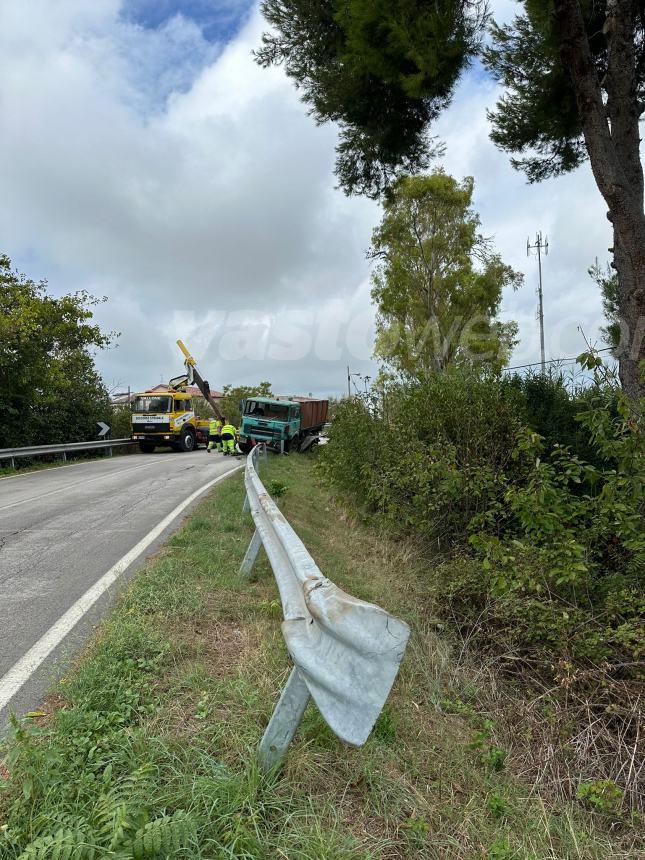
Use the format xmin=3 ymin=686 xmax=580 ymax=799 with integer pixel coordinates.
xmin=370 ymin=172 xmax=521 ymax=378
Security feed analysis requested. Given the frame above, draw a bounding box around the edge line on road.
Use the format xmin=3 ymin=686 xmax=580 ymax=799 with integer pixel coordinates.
xmin=0 ymin=463 xmax=243 ymax=714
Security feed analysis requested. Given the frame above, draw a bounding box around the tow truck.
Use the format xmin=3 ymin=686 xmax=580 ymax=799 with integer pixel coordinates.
xmin=131 ymin=340 xmax=222 ymax=453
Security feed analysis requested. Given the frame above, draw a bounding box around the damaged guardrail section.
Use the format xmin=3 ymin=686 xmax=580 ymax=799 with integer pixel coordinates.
xmin=240 ymin=444 xmax=410 ymax=771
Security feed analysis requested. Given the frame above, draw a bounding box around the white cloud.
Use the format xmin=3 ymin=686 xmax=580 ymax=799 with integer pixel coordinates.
xmin=0 ymin=0 xmax=611 ymax=396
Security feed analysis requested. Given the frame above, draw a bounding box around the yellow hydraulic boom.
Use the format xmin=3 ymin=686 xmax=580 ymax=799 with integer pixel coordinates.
xmin=176 ymin=339 xmax=222 ymax=419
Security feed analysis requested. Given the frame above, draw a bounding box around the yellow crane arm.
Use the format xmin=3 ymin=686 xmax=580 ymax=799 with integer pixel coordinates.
xmin=176 ymin=339 xmax=196 ymax=366
xmin=176 ymin=339 xmax=222 ymax=419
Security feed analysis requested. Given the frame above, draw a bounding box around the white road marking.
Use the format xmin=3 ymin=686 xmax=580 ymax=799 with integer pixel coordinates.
xmin=0 ymin=464 xmax=242 ymax=713
xmin=0 ymin=460 xmax=165 ymax=511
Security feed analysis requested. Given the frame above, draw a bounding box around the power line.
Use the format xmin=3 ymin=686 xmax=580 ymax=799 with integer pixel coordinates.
xmin=504 ymin=347 xmax=613 ymax=373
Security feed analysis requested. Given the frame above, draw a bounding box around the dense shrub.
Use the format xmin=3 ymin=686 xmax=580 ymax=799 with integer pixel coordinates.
xmin=322 ymin=371 xmax=524 ymax=543
xmin=321 ymin=370 xmax=644 ymax=676
xmin=504 ymin=372 xmax=611 ymax=468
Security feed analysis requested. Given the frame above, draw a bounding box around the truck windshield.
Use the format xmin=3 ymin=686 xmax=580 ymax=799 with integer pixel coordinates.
xmin=244 ymin=401 xmax=290 ymax=420
xmin=132 ymin=396 xmax=171 ymax=413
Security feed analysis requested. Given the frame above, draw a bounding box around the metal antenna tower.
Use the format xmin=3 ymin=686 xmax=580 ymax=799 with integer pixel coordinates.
xmin=527 ymin=232 xmax=549 ymax=372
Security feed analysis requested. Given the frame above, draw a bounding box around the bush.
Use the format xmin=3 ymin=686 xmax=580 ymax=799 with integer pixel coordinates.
xmin=321 ymin=369 xmax=644 ymax=676
xmin=321 ymin=370 xmax=524 ymax=544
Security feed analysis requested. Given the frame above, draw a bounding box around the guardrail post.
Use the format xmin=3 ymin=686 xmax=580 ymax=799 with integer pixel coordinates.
xmin=257 ymin=667 xmax=310 ymax=772
xmin=62 ymin=452 xmax=67 ymax=462
xmin=10 ymin=457 xmax=15 ymax=470
xmin=242 ymin=493 xmax=250 ymax=513
xmin=240 ymin=529 xmax=262 ymax=579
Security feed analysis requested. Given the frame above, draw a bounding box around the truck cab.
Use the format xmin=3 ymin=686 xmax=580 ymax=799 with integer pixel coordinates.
xmin=239 ymin=396 xmax=328 ymax=453
xmin=131 ymin=390 xmax=210 ymax=453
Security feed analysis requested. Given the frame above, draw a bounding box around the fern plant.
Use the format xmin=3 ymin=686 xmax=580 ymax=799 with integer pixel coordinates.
xmin=11 ymin=767 xmax=195 ymax=859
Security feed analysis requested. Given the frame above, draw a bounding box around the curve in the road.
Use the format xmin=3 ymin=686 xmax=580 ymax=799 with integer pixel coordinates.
xmin=0 ymin=451 xmax=243 ymax=727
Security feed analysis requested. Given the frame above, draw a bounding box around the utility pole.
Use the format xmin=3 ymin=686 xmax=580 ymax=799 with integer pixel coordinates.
xmin=347 ymin=365 xmax=351 ymax=398
xmin=527 ymin=232 xmax=549 ymax=373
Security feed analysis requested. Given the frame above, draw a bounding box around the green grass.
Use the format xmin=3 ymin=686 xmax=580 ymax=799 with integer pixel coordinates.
xmin=0 ymin=455 xmax=640 ymax=858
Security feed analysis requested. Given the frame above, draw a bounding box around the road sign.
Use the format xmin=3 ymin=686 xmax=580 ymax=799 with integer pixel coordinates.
xmin=96 ymin=422 xmax=111 ymax=437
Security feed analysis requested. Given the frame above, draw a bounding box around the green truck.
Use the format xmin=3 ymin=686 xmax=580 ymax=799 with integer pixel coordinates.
xmin=238 ymin=397 xmax=328 ymax=453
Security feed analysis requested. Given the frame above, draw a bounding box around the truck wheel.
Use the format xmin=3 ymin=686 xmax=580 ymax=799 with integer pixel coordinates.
xmin=138 ymin=442 xmax=155 ymax=453
xmin=178 ymin=428 xmax=196 ymax=452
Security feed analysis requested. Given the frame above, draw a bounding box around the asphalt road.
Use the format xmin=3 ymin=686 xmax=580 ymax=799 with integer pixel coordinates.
xmin=0 ymin=449 xmax=242 ymax=730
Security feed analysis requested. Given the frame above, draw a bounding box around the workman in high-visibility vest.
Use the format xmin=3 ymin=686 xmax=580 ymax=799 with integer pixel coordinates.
xmin=220 ymin=418 xmax=237 ymax=455
xmin=207 ymin=417 xmax=222 ymax=453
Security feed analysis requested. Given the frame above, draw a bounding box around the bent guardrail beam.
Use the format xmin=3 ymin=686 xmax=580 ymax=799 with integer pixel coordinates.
xmin=240 ymin=444 xmax=410 ymax=771
xmin=0 ymin=439 xmax=137 ymax=468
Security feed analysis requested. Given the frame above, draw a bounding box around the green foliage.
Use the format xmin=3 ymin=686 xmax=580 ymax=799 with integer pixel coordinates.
xmin=256 ymin=0 xmax=487 ymax=196
xmin=109 ymin=404 xmax=134 ymax=439
xmin=504 ymin=372 xmax=598 ymax=460
xmin=371 ymin=172 xmax=521 ymax=378
xmin=322 ymin=366 xmax=644 ymax=677
xmin=191 ymin=396 xmax=213 ymax=419
xmin=484 ymin=2 xmax=645 ymax=182
xmin=321 ymin=370 xmax=524 ymax=543
xmin=0 ymin=619 xmax=190 ymax=858
xmin=576 ymin=779 xmax=624 ymax=814
xmin=589 ymin=261 xmax=620 ymax=352
xmin=257 ymin=1 xmax=644 ymax=194
xmin=267 ymin=479 xmax=288 ymax=498
xmin=487 ymin=792 xmax=510 ymax=819
xmin=487 ymin=837 xmax=513 ymax=860
xmin=372 ymin=707 xmax=397 ymax=743
xmin=218 ymin=382 xmax=272 ymax=426
xmin=469 ymin=721 xmax=506 ymax=773
xmin=483 ymin=5 xmax=590 ymax=181
xmin=7 ymin=767 xmax=195 ymax=859
xmin=255 ymin=0 xmax=645 ymax=400
xmin=0 ymin=254 xmax=115 ymax=448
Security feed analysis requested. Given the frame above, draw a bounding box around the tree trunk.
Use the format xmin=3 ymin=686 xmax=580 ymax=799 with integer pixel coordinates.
xmin=613 ymin=221 xmax=645 ymax=394
xmin=555 ymin=0 xmax=644 ymax=399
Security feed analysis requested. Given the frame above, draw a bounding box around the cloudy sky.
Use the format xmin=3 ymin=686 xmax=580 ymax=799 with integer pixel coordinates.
xmin=1 ymin=0 xmax=611 ymax=397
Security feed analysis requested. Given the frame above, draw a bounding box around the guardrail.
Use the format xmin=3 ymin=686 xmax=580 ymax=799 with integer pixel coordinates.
xmin=0 ymin=439 xmax=137 ymax=469
xmin=240 ymin=444 xmax=410 ymax=771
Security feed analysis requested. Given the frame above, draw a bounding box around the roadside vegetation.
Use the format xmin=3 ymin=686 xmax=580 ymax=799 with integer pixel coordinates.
xmin=0 ymin=455 xmax=640 ymax=858
xmin=321 ymin=364 xmax=644 ymax=817
xmin=0 ymin=254 xmax=116 ymax=450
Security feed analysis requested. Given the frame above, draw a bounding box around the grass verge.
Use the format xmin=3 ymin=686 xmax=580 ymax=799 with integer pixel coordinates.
xmin=0 ymin=455 xmax=640 ymax=858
